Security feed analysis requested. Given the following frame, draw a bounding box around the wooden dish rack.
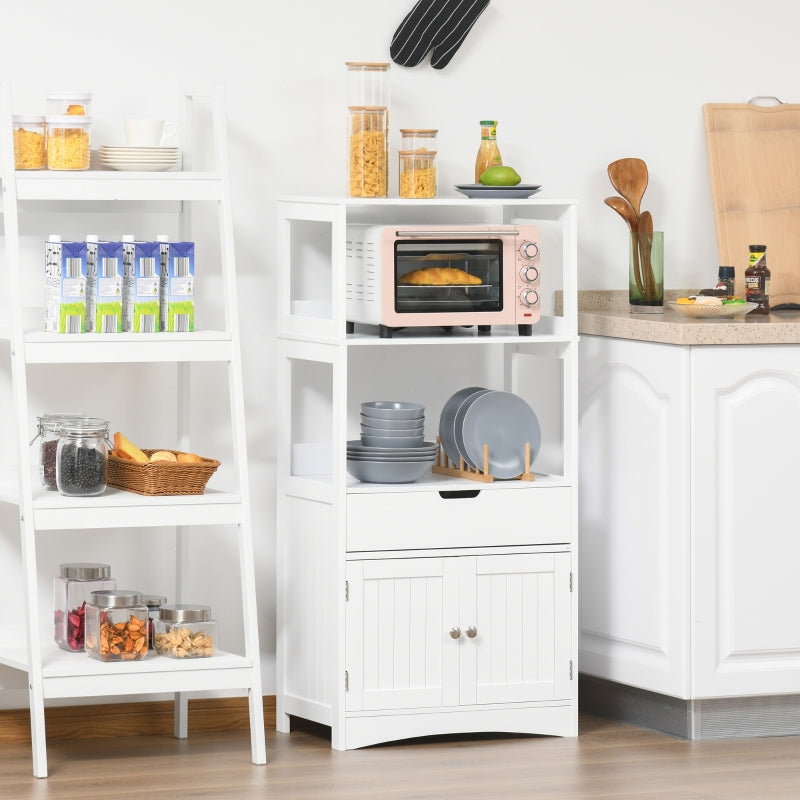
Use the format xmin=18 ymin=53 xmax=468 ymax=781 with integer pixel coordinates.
xmin=431 ymin=436 xmax=535 ymax=483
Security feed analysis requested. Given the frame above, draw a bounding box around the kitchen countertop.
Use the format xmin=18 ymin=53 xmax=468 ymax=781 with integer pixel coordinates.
xmin=578 ymin=291 xmax=800 ymax=345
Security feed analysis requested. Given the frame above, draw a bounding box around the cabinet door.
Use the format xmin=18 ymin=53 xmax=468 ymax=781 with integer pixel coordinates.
xmin=460 ymin=553 xmax=572 ymax=705
xmin=345 ymin=558 xmax=460 ymax=711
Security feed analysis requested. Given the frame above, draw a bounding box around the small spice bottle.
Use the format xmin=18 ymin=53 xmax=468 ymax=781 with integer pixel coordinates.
xmin=745 ymin=245 xmax=770 ymax=314
xmin=718 ymin=266 xmax=735 ymax=296
xmin=33 ymin=412 xmax=87 ymax=490
xmin=12 ymin=115 xmax=46 ymax=169
xmin=142 ymin=594 xmax=168 ymax=650
xmin=54 ymin=563 xmax=115 ymax=652
xmin=85 ymin=589 xmax=149 ymax=661
xmin=154 ymin=603 xmax=217 ymax=658
xmin=55 ymin=416 xmax=109 ymax=497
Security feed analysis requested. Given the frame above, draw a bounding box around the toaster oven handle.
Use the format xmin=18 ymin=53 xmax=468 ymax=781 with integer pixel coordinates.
xmin=394 ymin=228 xmax=519 ymax=238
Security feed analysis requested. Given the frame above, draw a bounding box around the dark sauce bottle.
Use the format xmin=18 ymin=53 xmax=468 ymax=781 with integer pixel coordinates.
xmin=744 ymin=245 xmax=770 ymax=314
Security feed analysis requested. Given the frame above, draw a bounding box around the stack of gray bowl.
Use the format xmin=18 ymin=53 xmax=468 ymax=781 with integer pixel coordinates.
xmin=347 ymin=401 xmax=437 ymax=483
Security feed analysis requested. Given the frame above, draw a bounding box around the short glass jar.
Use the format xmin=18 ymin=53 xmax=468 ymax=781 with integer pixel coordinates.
xmin=142 ymin=594 xmax=168 ymax=650
xmin=46 ymin=115 xmax=91 ymax=170
xmin=13 ymin=115 xmax=46 ymax=170
xmin=46 ymin=91 xmax=92 ymax=118
xmin=55 ymin=416 xmax=109 ymax=497
xmin=399 ymin=149 xmax=437 ymax=198
xmin=33 ymin=412 xmax=88 ymax=491
xmin=54 ymin=563 xmax=115 ymax=652
xmin=85 ymin=589 xmax=148 ymax=661
xmin=154 ymin=604 xmax=217 ymax=658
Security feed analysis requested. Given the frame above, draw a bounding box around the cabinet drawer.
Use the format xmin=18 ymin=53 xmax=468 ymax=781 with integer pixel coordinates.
xmin=347 ymin=487 xmax=571 ymax=552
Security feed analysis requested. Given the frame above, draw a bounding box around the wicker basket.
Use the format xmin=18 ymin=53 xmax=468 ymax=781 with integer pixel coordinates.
xmin=106 ymin=449 xmax=220 ymax=496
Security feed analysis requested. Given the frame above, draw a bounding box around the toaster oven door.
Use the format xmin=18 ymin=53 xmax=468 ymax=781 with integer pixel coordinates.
xmin=394 ymin=239 xmax=502 ymax=314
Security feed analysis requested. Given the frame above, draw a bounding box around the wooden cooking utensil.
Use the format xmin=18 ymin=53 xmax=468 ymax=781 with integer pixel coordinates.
xmin=608 ymin=158 xmax=649 ymax=220
xmin=637 ymin=210 xmax=655 ymax=300
xmin=604 ymin=195 xmax=638 ymax=231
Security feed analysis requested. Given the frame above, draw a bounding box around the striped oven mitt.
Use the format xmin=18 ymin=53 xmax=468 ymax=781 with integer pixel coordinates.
xmin=390 ymin=0 xmax=491 ymax=70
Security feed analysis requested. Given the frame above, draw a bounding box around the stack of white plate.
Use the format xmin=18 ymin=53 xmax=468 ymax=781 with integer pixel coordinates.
xmin=347 ymin=401 xmax=436 ymax=483
xmin=99 ymin=146 xmax=180 ymax=172
xmin=439 ymin=387 xmax=541 ymax=479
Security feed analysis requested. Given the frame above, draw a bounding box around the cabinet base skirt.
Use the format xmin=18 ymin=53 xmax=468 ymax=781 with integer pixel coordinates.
xmin=580 ymin=673 xmax=800 ymax=740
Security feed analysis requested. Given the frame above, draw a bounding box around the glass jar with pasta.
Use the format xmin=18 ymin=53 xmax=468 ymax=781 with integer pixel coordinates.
xmin=399 ymin=149 xmax=437 ymax=198
xmin=46 ymin=115 xmax=91 ymax=170
xmin=347 ymin=106 xmax=388 ymax=198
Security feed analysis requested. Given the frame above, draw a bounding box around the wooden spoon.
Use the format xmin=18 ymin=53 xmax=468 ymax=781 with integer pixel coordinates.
xmin=608 ymin=158 xmax=649 ymax=220
xmin=604 ymin=195 xmax=638 ymax=232
xmin=637 ymin=210 xmax=655 ymax=300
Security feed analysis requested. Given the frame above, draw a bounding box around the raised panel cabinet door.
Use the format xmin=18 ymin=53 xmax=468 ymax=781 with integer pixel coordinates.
xmin=345 ymin=558 xmax=460 ymax=712
xmin=460 ymin=552 xmax=572 ymax=705
xmin=692 ymin=345 xmax=800 ymax=697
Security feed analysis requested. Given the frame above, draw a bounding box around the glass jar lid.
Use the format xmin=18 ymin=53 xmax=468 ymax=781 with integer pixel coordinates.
xmin=47 ymin=91 xmax=92 ymax=101
xmin=399 ymin=128 xmax=438 ymax=135
xmin=59 ymin=562 xmax=111 ymax=580
xmin=13 ymin=115 xmax=45 ymax=125
xmin=89 ymin=589 xmax=142 ymax=608
xmin=57 ymin=417 xmax=109 ymax=437
xmin=398 ymin=149 xmax=437 ymax=157
xmin=142 ymin=594 xmax=168 ymax=609
xmin=159 ymin=603 xmax=211 ymax=623
xmin=345 ymin=61 xmax=389 ymax=70
xmin=37 ymin=412 xmax=87 ymax=435
xmin=46 ymin=115 xmax=92 ymax=127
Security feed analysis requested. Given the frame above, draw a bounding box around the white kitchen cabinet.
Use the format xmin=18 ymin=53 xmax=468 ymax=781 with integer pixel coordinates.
xmin=276 ymin=197 xmax=579 ymax=749
xmin=0 ymin=85 xmax=265 ymax=776
xmin=579 ymin=333 xmax=800 ymax=737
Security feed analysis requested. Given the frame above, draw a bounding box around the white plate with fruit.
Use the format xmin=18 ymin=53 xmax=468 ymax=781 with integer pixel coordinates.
xmin=668 ymin=298 xmax=757 ymax=318
xmin=456 ymin=166 xmax=541 ymax=198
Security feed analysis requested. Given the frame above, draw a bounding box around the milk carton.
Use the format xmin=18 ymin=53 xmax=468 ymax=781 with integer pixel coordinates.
xmin=95 ymin=241 xmax=123 ymax=333
xmin=44 ymin=235 xmax=87 ymax=334
xmin=161 ymin=240 xmax=194 ymax=332
xmin=121 ymin=236 xmax=160 ymax=332
xmin=121 ymin=234 xmax=136 ymax=332
xmin=84 ymin=235 xmax=98 ymax=332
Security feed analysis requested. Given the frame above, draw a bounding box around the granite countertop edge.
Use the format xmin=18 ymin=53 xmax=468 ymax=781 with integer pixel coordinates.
xmin=577 ymin=291 xmax=800 ymax=345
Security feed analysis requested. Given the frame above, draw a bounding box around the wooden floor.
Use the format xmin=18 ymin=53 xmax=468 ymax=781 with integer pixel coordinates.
xmin=3 ymin=713 xmax=800 ymax=799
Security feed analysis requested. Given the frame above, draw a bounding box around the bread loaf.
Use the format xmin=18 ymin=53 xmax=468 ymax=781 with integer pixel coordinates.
xmin=113 ymin=432 xmax=149 ymax=464
xmin=398 ymin=267 xmax=482 ymax=286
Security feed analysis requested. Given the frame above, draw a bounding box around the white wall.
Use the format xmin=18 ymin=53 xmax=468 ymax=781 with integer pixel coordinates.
xmin=1 ymin=0 xmax=798 ymax=706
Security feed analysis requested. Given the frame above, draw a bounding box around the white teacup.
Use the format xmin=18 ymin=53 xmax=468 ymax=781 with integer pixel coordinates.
xmin=124 ymin=119 xmax=177 ymax=147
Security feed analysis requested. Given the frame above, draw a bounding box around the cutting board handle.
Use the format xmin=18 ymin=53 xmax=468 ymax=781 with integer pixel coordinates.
xmin=747 ymin=95 xmax=785 ymax=106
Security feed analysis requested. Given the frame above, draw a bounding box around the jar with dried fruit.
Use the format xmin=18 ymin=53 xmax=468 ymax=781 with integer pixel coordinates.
xmin=142 ymin=594 xmax=168 ymax=650
xmin=85 ymin=590 xmax=148 ymax=661
xmin=154 ymin=604 xmax=217 ymax=658
xmin=54 ymin=563 xmax=115 ymax=652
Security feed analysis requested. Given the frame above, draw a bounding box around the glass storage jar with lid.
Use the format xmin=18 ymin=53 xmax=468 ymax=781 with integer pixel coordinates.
xmin=85 ymin=589 xmax=148 ymax=661
xmin=399 ymin=128 xmax=437 ymax=153
xmin=33 ymin=412 xmax=88 ymax=490
xmin=12 ymin=115 xmax=46 ymax=169
xmin=399 ymin=149 xmax=437 ymax=198
xmin=154 ymin=603 xmax=217 ymax=658
xmin=142 ymin=594 xmax=168 ymax=650
xmin=46 ymin=115 xmax=91 ymax=170
xmin=46 ymin=91 xmax=92 ymax=118
xmin=54 ymin=563 xmax=115 ymax=652
xmin=346 ymin=62 xmax=389 ymax=198
xmin=55 ymin=416 xmax=109 ymax=497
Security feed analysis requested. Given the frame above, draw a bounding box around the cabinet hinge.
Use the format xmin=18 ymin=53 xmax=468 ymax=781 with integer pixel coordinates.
xmin=569 ymin=572 xmax=573 ymax=592
xmin=345 ymin=670 xmax=349 ymax=691
xmin=569 ymin=660 xmax=573 ymax=680
xmin=345 ymin=580 xmax=349 ymax=601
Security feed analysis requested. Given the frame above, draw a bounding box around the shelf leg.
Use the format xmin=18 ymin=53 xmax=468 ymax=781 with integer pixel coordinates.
xmin=248 ymin=687 xmax=267 ymax=764
xmin=174 ymin=692 xmax=189 ymax=739
xmin=29 ymin=687 xmax=48 ymax=778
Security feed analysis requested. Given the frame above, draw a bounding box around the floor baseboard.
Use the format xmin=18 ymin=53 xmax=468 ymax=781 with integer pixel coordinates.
xmin=0 ymin=696 xmax=276 ymax=744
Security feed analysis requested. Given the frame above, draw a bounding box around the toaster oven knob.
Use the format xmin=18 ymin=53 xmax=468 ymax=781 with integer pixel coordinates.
xmin=520 ymin=264 xmax=539 ymax=283
xmin=520 ymin=288 xmax=539 ymax=308
xmin=520 ymin=241 xmax=539 ymax=259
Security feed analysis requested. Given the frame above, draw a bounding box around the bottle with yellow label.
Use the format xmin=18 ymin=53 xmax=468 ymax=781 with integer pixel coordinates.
xmin=745 ymin=244 xmax=770 ymax=314
xmin=475 ymin=120 xmax=502 ymax=183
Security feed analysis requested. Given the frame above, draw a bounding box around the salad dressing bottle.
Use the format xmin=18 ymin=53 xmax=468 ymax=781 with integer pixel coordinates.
xmin=475 ymin=120 xmax=502 ymax=183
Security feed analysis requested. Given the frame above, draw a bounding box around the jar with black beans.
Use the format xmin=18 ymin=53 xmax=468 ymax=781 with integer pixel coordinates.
xmin=55 ymin=417 xmax=109 ymax=496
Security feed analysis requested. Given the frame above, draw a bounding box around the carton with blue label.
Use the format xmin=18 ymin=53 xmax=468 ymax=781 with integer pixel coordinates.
xmin=44 ymin=236 xmax=87 ymax=334
xmin=161 ymin=241 xmax=195 ymax=332
xmin=123 ymin=239 xmax=161 ymax=332
xmin=95 ymin=241 xmax=123 ymax=333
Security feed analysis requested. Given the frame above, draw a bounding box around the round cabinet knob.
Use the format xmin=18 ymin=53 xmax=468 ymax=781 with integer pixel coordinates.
xmin=466 ymin=626 xmax=477 ymax=638
xmin=449 ymin=627 xmax=461 ymax=639
xmin=520 ymin=264 xmax=539 ymax=283
xmin=520 ymin=241 xmax=539 ymax=259
xmin=520 ymin=288 xmax=539 ymax=308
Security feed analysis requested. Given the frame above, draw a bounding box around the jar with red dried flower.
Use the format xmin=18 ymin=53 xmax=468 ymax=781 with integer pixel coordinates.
xmin=53 ymin=563 xmax=115 ymax=652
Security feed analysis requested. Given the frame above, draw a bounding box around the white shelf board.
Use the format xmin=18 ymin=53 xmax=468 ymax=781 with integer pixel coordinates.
xmin=14 ymin=171 xmax=223 ymax=202
xmin=23 ymin=330 xmax=233 ymax=364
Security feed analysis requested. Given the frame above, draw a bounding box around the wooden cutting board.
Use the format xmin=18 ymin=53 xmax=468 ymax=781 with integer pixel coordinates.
xmin=704 ymin=101 xmax=800 ymax=307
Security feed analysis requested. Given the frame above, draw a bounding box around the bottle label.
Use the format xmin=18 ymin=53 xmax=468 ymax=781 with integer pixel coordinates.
xmin=749 ymin=251 xmax=766 ymax=268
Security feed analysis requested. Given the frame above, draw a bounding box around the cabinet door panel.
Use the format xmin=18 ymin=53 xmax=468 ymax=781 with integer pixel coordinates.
xmin=346 ymin=558 xmax=459 ymax=711
xmin=467 ymin=553 xmax=571 ymax=705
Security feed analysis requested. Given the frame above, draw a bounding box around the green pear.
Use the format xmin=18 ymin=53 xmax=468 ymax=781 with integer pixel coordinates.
xmin=479 ymin=166 xmax=522 ymax=186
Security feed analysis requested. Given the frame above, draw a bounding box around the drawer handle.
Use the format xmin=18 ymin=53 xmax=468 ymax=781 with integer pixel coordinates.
xmin=466 ymin=626 xmax=477 ymax=639
xmin=438 ymin=490 xmax=481 ymax=500
xmin=449 ymin=627 xmax=461 ymax=639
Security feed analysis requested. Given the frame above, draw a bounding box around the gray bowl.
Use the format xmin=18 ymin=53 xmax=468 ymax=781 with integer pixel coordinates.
xmin=361 ymin=401 xmax=425 ymax=420
xmin=360 ymin=414 xmax=425 ymax=430
xmin=346 ymin=458 xmax=433 ymax=483
xmin=361 ymin=433 xmax=425 ymax=448
xmin=361 ymin=423 xmax=425 ymax=437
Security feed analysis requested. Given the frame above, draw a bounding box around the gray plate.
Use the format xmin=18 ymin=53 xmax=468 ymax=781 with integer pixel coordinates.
xmin=361 ymin=434 xmax=425 ymax=448
xmin=346 ymin=458 xmax=433 ymax=484
xmin=347 ymin=452 xmax=437 ymax=462
xmin=460 ymin=391 xmax=541 ymax=479
xmin=347 ymin=440 xmax=438 ymax=454
xmin=438 ymin=386 xmax=486 ymax=464
xmin=453 ymin=389 xmax=493 ymax=466
xmin=361 ymin=423 xmax=425 ymax=437
xmin=454 ymin=184 xmax=542 ymax=199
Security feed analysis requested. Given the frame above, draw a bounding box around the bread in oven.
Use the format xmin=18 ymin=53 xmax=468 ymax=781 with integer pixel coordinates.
xmin=398 ymin=267 xmax=482 ymax=286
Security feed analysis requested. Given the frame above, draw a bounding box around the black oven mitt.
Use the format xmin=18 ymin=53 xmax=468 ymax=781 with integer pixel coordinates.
xmin=390 ymin=0 xmax=491 ymax=70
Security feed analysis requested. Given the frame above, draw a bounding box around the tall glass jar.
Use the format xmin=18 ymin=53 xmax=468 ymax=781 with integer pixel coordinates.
xmin=347 ymin=106 xmax=388 ymax=197
xmin=85 ymin=589 xmax=148 ymax=661
xmin=54 ymin=563 xmax=115 ymax=651
xmin=154 ymin=603 xmax=217 ymax=658
xmin=55 ymin=416 xmax=109 ymax=496
xmin=33 ymin=412 xmax=87 ymax=490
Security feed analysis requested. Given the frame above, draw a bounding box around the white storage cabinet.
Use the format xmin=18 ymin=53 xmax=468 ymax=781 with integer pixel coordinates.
xmin=0 ymin=85 xmax=265 ymax=777
xmin=276 ymin=196 xmax=579 ymax=749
